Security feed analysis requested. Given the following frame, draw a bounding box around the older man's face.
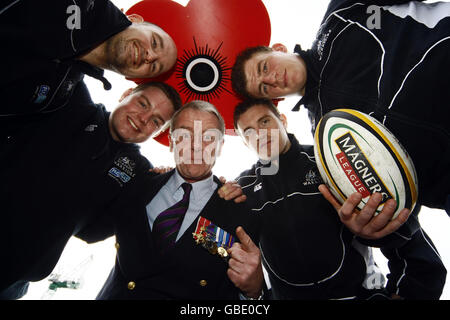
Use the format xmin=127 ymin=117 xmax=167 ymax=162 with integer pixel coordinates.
xmin=170 ymin=109 xmax=223 ymax=183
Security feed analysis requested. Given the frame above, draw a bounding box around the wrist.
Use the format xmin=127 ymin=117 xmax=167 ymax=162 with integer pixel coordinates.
xmin=243 ymin=288 xmax=264 ymax=300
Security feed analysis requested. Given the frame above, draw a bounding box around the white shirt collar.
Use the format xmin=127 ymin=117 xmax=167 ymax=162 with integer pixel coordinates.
xmin=168 ymin=169 xmax=216 ymax=201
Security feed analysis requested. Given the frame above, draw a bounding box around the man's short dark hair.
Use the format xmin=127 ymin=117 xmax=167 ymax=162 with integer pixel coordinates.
xmin=132 ymin=81 xmax=182 ymax=113
xmin=233 ymin=98 xmax=280 ymax=130
xmin=231 ymin=46 xmax=273 ymax=98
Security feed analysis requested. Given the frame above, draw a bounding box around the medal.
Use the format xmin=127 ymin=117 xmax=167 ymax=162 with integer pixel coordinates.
xmin=193 ymin=217 xmax=234 ymax=262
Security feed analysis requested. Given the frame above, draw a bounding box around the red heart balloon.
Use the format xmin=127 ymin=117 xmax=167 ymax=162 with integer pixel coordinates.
xmin=126 ymin=0 xmax=271 ymax=145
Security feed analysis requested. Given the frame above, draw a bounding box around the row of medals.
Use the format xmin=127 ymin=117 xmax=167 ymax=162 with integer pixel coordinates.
xmin=193 ymin=226 xmax=230 ymax=262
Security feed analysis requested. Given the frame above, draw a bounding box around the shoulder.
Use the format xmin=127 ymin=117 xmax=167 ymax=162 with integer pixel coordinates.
xmin=235 ymin=163 xmax=264 ymax=190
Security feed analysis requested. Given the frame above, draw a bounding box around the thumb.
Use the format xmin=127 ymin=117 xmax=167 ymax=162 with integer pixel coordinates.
xmin=235 ymin=226 xmax=257 ymax=252
xmin=318 ymin=184 xmax=341 ymax=212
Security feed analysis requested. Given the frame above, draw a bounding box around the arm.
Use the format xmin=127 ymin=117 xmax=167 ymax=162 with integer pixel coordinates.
xmin=381 ymin=228 xmax=447 ymax=299
xmin=75 ymin=211 xmax=115 ymax=244
xmin=331 ymin=0 xmax=426 ymax=7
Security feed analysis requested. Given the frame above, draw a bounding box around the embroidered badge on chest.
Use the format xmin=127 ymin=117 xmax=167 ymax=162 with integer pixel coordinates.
xmin=108 ymin=156 xmax=137 ymax=186
xmin=303 ymin=169 xmax=322 ymax=186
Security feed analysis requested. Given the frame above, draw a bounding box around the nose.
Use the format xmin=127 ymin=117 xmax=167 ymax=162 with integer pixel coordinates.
xmin=262 ymin=72 xmax=277 ymax=86
xmin=144 ymin=48 xmax=157 ymax=64
xmin=138 ymin=109 xmax=153 ymax=125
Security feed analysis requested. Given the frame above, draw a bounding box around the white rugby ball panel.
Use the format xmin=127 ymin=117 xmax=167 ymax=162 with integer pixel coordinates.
xmin=314 ymin=109 xmax=418 ymax=219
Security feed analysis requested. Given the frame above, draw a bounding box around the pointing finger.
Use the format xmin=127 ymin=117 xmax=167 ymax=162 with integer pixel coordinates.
xmin=235 ymin=226 xmax=257 ymax=253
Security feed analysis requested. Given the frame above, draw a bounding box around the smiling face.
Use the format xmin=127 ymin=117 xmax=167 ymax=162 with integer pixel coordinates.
xmin=109 ymin=86 xmax=175 ymax=143
xmin=243 ymin=45 xmax=307 ymax=99
xmin=236 ymin=104 xmax=290 ymax=160
xmin=105 ymin=22 xmax=177 ymax=78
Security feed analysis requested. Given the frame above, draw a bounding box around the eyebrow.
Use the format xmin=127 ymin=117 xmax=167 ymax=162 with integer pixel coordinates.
xmin=155 ymin=33 xmax=164 ymax=49
xmin=142 ymin=94 xmax=151 ymax=108
xmin=154 ymin=33 xmax=164 ymax=74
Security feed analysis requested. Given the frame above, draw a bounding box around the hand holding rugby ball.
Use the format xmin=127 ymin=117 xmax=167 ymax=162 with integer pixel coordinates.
xmin=313 ymin=109 xmax=418 ymax=219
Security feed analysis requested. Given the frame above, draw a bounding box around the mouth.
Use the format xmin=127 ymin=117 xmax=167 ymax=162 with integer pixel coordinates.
xmin=127 ymin=116 xmax=139 ymax=132
xmin=132 ymin=42 xmax=140 ymax=67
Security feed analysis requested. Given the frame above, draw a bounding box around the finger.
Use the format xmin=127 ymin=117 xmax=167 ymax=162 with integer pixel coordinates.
xmin=376 ymin=206 xmax=410 ymax=234
xmin=227 ymin=243 xmax=242 ymax=260
xmin=339 ymin=192 xmax=363 ymax=221
xmin=318 ymin=184 xmax=342 ymax=212
xmin=233 ymin=194 xmax=247 ymax=204
xmin=219 ymin=176 xmax=226 ymax=184
xmin=393 ymin=207 xmax=411 ymax=225
xmin=362 ymin=198 xmax=396 ymax=233
xmin=355 ymin=192 xmax=383 ymax=226
xmin=223 ymin=186 xmax=243 ymax=201
xmin=227 ymin=267 xmax=243 ymax=288
xmin=228 ymin=254 xmax=245 ymax=272
xmin=370 ymin=208 xmax=411 ymax=239
xmin=217 ymin=183 xmax=231 ymax=198
xmin=235 ymin=226 xmax=258 ymax=252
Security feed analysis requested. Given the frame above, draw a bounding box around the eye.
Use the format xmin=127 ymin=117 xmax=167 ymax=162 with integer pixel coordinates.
xmin=261 ymin=118 xmax=270 ymax=126
xmin=139 ymin=100 xmax=147 ymax=108
xmin=203 ymin=134 xmax=213 ymax=142
xmin=152 ymin=118 xmax=161 ymax=128
xmin=175 ymin=37 xmax=230 ymax=101
xmin=152 ymin=37 xmax=157 ymax=49
xmin=263 ymin=61 xmax=268 ymax=73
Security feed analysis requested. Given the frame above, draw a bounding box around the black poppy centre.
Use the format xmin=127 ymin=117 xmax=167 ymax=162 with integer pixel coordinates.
xmin=176 ymin=39 xmax=231 ymax=101
xmin=185 ymin=57 xmax=220 ymax=93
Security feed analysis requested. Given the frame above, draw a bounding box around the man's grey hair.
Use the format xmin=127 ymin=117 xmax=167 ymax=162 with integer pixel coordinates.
xmin=169 ymin=100 xmax=225 ymax=135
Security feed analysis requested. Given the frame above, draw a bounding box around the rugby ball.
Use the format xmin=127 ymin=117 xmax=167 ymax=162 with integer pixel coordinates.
xmin=313 ymin=109 xmax=418 ymax=219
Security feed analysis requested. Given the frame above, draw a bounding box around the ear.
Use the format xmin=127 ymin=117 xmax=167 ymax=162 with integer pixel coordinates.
xmin=280 ymin=113 xmax=288 ymax=129
xmin=216 ymin=138 xmax=225 ymax=157
xmin=127 ymin=13 xmax=144 ymax=23
xmin=119 ymin=88 xmax=134 ymax=102
xmin=271 ymin=43 xmax=288 ymax=53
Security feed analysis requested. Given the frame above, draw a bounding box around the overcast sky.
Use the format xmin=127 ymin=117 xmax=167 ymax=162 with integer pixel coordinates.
xmin=21 ymin=0 xmax=450 ymax=300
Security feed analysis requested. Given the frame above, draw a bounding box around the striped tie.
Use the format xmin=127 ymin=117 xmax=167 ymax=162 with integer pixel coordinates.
xmin=152 ymin=183 xmax=192 ymax=253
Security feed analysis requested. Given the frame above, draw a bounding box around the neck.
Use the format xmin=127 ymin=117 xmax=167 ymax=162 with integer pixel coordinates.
xmin=108 ymin=117 xmax=121 ymax=142
xmin=296 ymin=53 xmax=308 ymax=96
xmin=280 ymin=139 xmax=292 ymax=155
xmin=178 ymin=170 xmax=213 ymax=184
xmin=77 ymin=41 xmax=108 ymax=69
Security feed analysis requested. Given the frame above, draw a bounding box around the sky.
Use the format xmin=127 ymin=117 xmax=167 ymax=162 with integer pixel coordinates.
xmin=20 ymin=0 xmax=450 ymax=300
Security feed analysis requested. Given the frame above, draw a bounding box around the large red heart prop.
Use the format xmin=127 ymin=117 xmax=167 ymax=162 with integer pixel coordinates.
xmin=126 ymin=0 xmax=271 ymax=145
